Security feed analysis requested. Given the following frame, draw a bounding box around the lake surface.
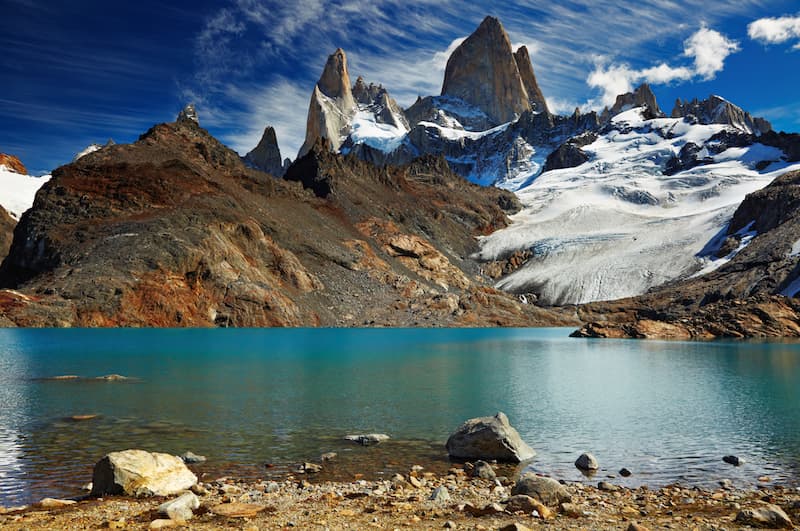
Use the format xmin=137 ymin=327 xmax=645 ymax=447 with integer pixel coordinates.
xmin=1 ymin=328 xmax=799 ymax=505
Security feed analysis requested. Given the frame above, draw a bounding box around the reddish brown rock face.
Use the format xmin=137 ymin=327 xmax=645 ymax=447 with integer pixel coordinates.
xmin=0 ymin=153 xmax=28 ymax=174
xmin=441 ymin=16 xmax=532 ymax=124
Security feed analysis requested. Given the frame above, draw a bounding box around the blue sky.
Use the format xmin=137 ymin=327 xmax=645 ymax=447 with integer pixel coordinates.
xmin=2 ymin=0 xmax=800 ymax=174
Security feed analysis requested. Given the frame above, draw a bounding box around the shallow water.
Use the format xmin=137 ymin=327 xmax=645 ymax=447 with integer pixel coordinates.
xmin=1 ymin=328 xmax=799 ymax=505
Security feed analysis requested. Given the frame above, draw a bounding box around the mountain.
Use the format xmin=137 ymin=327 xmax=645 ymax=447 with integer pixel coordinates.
xmin=440 ymin=16 xmax=533 ymax=124
xmin=0 ymin=153 xmax=51 ymax=220
xmin=74 ymin=139 xmax=116 ymax=161
xmin=0 ymin=108 xmax=575 ymax=328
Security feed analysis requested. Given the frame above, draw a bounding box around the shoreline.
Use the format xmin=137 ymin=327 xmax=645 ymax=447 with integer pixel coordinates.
xmin=2 ymin=463 xmax=798 ymax=530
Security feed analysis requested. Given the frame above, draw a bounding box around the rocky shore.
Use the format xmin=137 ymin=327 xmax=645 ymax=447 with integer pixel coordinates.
xmin=2 ymin=467 xmax=798 ymax=530
xmin=1 ymin=414 xmax=797 ymax=530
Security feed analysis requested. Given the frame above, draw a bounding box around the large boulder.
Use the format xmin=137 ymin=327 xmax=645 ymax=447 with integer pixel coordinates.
xmin=446 ymin=412 xmax=535 ymax=462
xmin=91 ymin=449 xmax=197 ymax=497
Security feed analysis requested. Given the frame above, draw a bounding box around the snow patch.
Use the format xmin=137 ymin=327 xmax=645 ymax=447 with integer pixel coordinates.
xmin=349 ymin=108 xmax=407 ymax=153
xmin=0 ymin=167 xmax=51 ymax=219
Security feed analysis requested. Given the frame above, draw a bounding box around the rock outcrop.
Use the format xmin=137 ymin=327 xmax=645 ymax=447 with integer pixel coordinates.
xmin=244 ymin=126 xmax=287 ymax=176
xmin=177 ymin=103 xmax=199 ymax=125
xmin=513 ymin=46 xmax=549 ymax=114
xmin=299 ymin=48 xmax=357 ymax=156
xmin=0 ymin=154 xmax=27 ymax=174
xmin=671 ymin=95 xmax=771 ymax=135
xmin=441 ymin=16 xmax=533 ymax=125
xmin=352 ymin=76 xmax=409 ymax=131
xmin=446 ymin=412 xmax=535 ymax=463
xmin=91 ymin=449 xmax=197 ymax=497
xmin=606 ymin=83 xmax=662 ymax=118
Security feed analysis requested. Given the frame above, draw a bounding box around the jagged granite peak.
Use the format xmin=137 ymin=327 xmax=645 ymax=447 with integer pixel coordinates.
xmin=606 ymin=83 xmax=662 ymax=118
xmin=299 ymin=48 xmax=358 ymax=157
xmin=513 ymin=45 xmax=549 ymax=114
xmin=177 ymin=103 xmax=199 ymax=125
xmin=244 ymin=126 xmax=287 ymax=176
xmin=352 ymin=76 xmax=410 ymax=131
xmin=0 ymin=153 xmax=27 ymax=174
xmin=671 ymin=95 xmax=772 ymax=135
xmin=441 ymin=16 xmax=531 ymax=125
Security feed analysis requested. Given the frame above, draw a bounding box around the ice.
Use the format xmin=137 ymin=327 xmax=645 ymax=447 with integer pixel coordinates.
xmin=349 ymin=109 xmax=407 ymax=153
xmin=0 ymin=167 xmax=51 ymax=220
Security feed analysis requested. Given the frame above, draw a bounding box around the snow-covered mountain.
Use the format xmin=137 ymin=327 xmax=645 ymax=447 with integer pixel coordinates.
xmin=0 ymin=154 xmax=50 ymax=220
xmin=248 ymin=15 xmax=799 ymax=306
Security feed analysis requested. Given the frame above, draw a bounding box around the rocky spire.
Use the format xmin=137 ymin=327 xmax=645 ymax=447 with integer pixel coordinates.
xmin=513 ymin=45 xmax=549 ymax=114
xmin=441 ymin=16 xmax=531 ymax=125
xmin=177 ymin=103 xmax=199 ymax=125
xmin=244 ymin=126 xmax=287 ymax=176
xmin=299 ymin=48 xmax=358 ymax=157
xmin=0 ymin=154 xmax=27 ymax=174
xmin=606 ymin=83 xmax=663 ymax=119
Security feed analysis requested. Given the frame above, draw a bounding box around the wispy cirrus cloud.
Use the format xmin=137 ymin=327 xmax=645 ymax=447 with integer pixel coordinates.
xmin=748 ymin=14 xmax=800 ymax=49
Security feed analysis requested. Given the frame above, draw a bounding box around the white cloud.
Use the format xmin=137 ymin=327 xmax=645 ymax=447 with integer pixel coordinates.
xmin=587 ymin=25 xmax=738 ymax=107
xmin=748 ymin=15 xmax=800 ymax=50
xmin=683 ymin=25 xmax=740 ymax=79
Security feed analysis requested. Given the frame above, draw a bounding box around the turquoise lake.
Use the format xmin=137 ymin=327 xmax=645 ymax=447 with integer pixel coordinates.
xmin=0 ymin=328 xmax=799 ymax=505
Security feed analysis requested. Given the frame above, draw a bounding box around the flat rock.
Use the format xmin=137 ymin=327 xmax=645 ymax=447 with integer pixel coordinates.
xmin=735 ymin=503 xmax=793 ymax=528
xmin=598 ymin=481 xmax=620 ymax=492
xmin=36 ymin=498 xmax=77 ymax=508
xmin=446 ymin=412 xmax=535 ymax=463
xmin=344 ymin=433 xmax=390 ymax=446
xmin=429 ymin=486 xmax=451 ymax=503
xmin=91 ymin=449 xmax=197 ymax=497
xmin=575 ymin=452 xmax=599 ymax=471
xmin=209 ymin=502 xmax=267 ymax=518
xmin=505 ymin=494 xmax=551 ymax=518
xmin=158 ymin=492 xmax=199 ymax=521
xmin=149 ymin=519 xmax=176 ymax=529
xmin=470 ymin=460 xmax=496 ymax=480
xmin=511 ymin=474 xmax=570 ymax=506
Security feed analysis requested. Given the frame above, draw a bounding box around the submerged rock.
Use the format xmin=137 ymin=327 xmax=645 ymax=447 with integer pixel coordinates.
xmin=723 ymin=455 xmax=744 ymax=466
xmin=446 ymin=412 xmax=535 ymax=463
xmin=344 ymin=433 xmax=390 ymax=446
xmin=91 ymin=449 xmax=197 ymax=497
xmin=180 ymin=451 xmax=206 ymax=464
xmin=575 ymin=453 xmax=599 ymax=471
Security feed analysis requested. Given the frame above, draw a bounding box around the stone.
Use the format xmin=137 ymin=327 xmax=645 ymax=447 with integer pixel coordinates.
xmin=320 ymin=452 xmax=337 ymax=462
xmin=69 ymin=414 xmax=98 ymax=421
xmin=409 ymin=475 xmax=423 ymax=488
xmin=180 ymin=451 xmax=206 ymax=464
xmin=626 ymin=524 xmax=651 ymax=531
xmin=505 ymin=495 xmax=551 ymax=518
xmin=209 ymin=503 xmax=267 ymax=518
xmin=302 ymin=462 xmax=323 ymax=473
xmin=429 ymin=486 xmax=451 ymax=503
xmin=158 ymin=492 xmax=199 ymax=521
xmin=446 ymin=412 xmax=535 ymax=463
xmin=149 ymin=519 xmax=176 ymax=529
xmin=190 ymin=483 xmax=209 ymax=496
xmin=575 ymin=453 xmax=599 ymax=471
xmin=559 ymin=502 xmax=586 ymax=517
xmin=723 ymin=455 xmax=744 ymax=466
xmin=471 ymin=460 xmax=496 ymax=480
xmin=598 ymin=481 xmax=620 ymax=492
xmin=619 ymin=467 xmax=632 ymax=477
xmin=176 ymin=104 xmax=199 ymax=125
xmin=91 ymin=449 xmax=197 ymax=497
xmin=443 ymin=521 xmax=456 ymax=529
xmin=441 ymin=16 xmax=531 ymax=124
xmin=734 ymin=504 xmax=793 ymax=528
xmin=511 ymin=474 xmax=571 ymax=506
xmin=463 ymin=502 xmax=504 ymax=516
xmin=36 ymin=498 xmax=77 ymax=508
xmin=344 ymin=433 xmax=390 ymax=446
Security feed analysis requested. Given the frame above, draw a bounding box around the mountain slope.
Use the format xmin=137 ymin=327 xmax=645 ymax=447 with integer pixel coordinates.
xmin=0 ymin=115 xmax=575 ymax=328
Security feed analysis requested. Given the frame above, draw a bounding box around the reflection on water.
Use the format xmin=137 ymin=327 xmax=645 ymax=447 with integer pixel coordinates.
xmin=0 ymin=328 xmax=799 ymax=505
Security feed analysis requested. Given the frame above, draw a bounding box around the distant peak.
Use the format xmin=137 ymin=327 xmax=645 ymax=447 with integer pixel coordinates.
xmin=318 ymin=48 xmax=353 ymax=102
xmin=244 ymin=126 xmax=285 ymax=176
xmin=478 ymin=15 xmax=503 ymax=31
xmin=607 ymin=83 xmax=662 ymax=118
xmin=177 ymin=103 xmax=199 ymax=125
xmin=513 ymin=45 xmax=549 ymax=114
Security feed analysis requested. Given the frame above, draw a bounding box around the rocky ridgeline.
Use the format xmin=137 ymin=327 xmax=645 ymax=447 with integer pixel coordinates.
xmin=2 ymin=414 xmax=797 ymax=529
